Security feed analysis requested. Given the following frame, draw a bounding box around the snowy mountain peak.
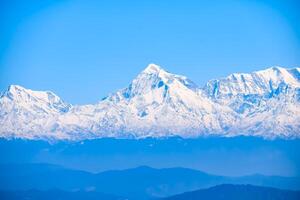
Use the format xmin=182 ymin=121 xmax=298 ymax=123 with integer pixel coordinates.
xmin=7 ymin=84 xmax=24 ymax=91
xmin=1 ymin=84 xmax=70 ymax=113
xmin=255 ymin=66 xmax=297 ymax=80
xmin=118 ymin=64 xmax=199 ymax=100
xmin=3 ymin=84 xmax=27 ymax=97
xmin=142 ymin=63 xmax=163 ymax=74
xmin=1 ymin=65 xmax=300 ymax=140
xmin=204 ymin=66 xmax=300 ymax=97
xmin=138 ymin=63 xmax=176 ymax=83
xmin=3 ymin=85 xmax=36 ymax=100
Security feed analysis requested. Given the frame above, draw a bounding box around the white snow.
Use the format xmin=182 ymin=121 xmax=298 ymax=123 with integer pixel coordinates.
xmin=0 ymin=64 xmax=299 ymax=140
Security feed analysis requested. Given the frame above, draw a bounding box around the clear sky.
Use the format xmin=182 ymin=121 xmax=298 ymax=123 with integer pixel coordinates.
xmin=0 ymin=0 xmax=299 ymax=104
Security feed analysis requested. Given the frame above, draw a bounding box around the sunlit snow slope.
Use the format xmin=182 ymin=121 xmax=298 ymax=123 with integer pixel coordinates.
xmin=1 ymin=64 xmax=299 ymax=140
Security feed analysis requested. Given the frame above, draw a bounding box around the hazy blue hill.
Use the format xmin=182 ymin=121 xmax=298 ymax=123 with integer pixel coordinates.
xmin=0 ymin=164 xmax=224 ymax=199
xmin=0 ymin=163 xmax=93 ymax=190
xmin=1 ymin=137 xmax=300 ymax=177
xmin=0 ymin=163 xmax=300 ymax=200
xmin=162 ymin=184 xmax=300 ymax=200
xmin=93 ymin=166 xmax=225 ymax=199
xmin=1 ymin=185 xmax=299 ymax=200
xmin=0 ymin=189 xmax=126 ymax=200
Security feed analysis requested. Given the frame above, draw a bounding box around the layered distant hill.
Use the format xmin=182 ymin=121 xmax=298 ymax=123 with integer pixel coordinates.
xmin=1 ymin=64 xmax=300 ymax=140
xmin=162 ymin=184 xmax=300 ymax=200
xmin=0 ymin=190 xmax=126 ymax=200
xmin=1 ymin=163 xmax=299 ymax=200
xmin=1 ymin=185 xmax=300 ymax=200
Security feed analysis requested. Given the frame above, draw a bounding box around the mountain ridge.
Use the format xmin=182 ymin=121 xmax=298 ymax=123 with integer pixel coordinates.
xmin=1 ymin=163 xmax=299 ymax=199
xmin=1 ymin=64 xmax=300 ymax=140
xmin=162 ymin=184 xmax=300 ymax=200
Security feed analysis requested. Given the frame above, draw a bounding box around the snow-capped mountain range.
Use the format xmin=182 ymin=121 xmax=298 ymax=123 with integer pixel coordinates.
xmin=1 ymin=64 xmax=300 ymax=140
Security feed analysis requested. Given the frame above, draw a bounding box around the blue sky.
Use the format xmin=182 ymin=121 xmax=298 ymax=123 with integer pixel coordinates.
xmin=0 ymin=0 xmax=299 ymax=104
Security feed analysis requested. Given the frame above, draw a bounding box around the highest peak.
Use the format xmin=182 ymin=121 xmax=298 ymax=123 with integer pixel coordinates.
xmin=142 ymin=63 xmax=165 ymax=74
xmin=135 ymin=63 xmax=173 ymax=83
xmin=138 ymin=64 xmax=182 ymax=82
xmin=136 ymin=63 xmax=192 ymax=84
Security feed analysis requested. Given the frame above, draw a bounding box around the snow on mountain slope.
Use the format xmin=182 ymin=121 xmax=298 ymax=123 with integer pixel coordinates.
xmin=105 ymin=64 xmax=236 ymax=137
xmin=0 ymin=64 xmax=299 ymax=140
xmin=0 ymin=85 xmax=71 ymax=139
xmin=204 ymin=66 xmax=300 ymax=97
xmin=57 ymin=64 xmax=236 ymax=139
xmin=227 ymin=87 xmax=300 ymax=138
xmin=202 ymin=67 xmax=300 ymax=138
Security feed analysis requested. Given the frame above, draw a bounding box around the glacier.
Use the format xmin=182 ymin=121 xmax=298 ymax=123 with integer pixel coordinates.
xmin=0 ymin=64 xmax=300 ymax=140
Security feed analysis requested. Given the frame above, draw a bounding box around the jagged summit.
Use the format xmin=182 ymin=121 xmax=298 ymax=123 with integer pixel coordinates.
xmin=5 ymin=84 xmax=55 ymax=98
xmin=255 ymin=66 xmax=300 ymax=85
xmin=142 ymin=63 xmax=163 ymax=74
xmin=7 ymin=84 xmax=24 ymax=91
xmin=1 ymin=84 xmax=70 ymax=115
xmin=0 ymin=64 xmax=300 ymax=140
xmin=4 ymin=84 xmax=68 ymax=105
xmin=111 ymin=64 xmax=198 ymax=101
xmin=204 ymin=66 xmax=300 ymax=97
xmin=136 ymin=63 xmax=179 ymax=84
xmin=3 ymin=84 xmax=26 ymax=97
